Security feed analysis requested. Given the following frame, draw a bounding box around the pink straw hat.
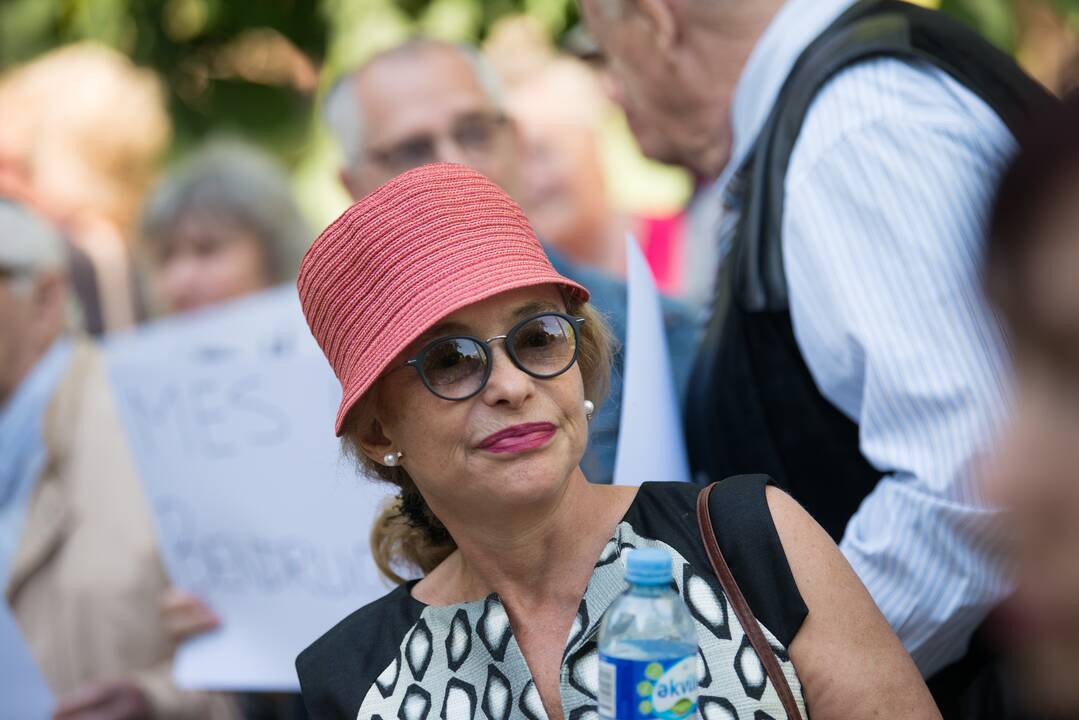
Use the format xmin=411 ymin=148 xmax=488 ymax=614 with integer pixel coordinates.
xmin=298 ymin=162 xmax=589 ymax=435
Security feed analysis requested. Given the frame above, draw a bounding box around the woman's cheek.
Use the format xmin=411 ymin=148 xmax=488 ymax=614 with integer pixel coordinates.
xmin=405 ymin=400 xmax=472 ymax=466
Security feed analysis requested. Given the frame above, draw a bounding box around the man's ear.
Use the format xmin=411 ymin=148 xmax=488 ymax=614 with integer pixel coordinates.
xmin=635 ymin=0 xmax=678 ymax=53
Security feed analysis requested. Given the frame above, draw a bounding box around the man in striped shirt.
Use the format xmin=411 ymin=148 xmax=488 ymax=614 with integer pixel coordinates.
xmin=581 ymin=0 xmax=1050 ymax=710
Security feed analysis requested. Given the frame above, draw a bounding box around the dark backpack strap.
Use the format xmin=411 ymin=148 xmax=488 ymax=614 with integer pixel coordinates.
xmin=696 ymin=483 xmax=803 ymax=719
xmin=733 ymin=0 xmax=1057 ymax=313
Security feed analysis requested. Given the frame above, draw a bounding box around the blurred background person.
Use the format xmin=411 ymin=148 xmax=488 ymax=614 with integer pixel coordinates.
xmin=321 ymin=37 xmax=698 ymax=487
xmin=985 ymin=91 xmax=1079 ymax=720
xmin=140 ymin=140 xmax=313 ymax=720
xmin=0 ymin=42 xmax=171 ymax=335
xmin=139 ymin=139 xmax=310 ymax=316
xmin=0 ymin=197 xmax=236 ymax=720
xmin=505 ymin=55 xmax=687 ymax=294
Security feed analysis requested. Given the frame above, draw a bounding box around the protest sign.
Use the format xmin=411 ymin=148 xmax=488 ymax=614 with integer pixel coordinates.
xmin=105 ymin=284 xmax=316 ymax=365
xmin=106 ymin=290 xmax=398 ymax=691
xmin=613 ymin=236 xmax=691 ymax=486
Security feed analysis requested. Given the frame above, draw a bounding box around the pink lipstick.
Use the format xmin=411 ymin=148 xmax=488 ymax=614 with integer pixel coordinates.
xmin=476 ymin=422 xmax=557 ymax=454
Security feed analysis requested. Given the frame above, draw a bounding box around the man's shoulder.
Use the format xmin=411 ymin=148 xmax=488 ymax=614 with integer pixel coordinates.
xmin=791 ymin=56 xmax=1012 ymax=177
xmin=296 ymin=583 xmax=420 ymax=719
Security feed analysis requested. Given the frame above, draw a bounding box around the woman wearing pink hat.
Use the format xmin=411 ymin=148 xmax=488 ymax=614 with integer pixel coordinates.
xmin=294 ymin=163 xmax=937 ymax=720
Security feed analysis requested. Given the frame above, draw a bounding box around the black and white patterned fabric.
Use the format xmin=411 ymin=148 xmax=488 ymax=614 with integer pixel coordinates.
xmin=297 ymin=481 xmax=808 ymax=720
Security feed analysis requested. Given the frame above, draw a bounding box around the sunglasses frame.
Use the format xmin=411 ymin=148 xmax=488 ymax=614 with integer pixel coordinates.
xmin=403 ymin=312 xmax=586 ymax=401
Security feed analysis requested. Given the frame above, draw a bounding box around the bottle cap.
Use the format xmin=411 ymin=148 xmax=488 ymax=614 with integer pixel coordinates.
xmin=625 ymin=548 xmax=673 ymax=586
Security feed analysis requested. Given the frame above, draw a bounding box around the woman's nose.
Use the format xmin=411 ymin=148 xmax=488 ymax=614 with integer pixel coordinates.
xmin=480 ymin=342 xmax=533 ymax=408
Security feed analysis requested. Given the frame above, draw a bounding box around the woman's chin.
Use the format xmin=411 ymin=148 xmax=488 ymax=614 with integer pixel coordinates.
xmin=481 ymin=455 xmax=579 ymax=504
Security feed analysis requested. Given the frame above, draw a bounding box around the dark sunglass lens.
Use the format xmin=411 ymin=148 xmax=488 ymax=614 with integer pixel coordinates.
xmin=421 ymin=339 xmax=487 ymax=398
xmin=511 ymin=315 xmax=577 ymax=377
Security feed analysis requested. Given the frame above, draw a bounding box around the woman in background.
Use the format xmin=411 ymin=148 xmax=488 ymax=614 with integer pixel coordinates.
xmin=139 ymin=139 xmax=309 ymax=315
xmin=142 ymin=139 xmax=312 ymax=720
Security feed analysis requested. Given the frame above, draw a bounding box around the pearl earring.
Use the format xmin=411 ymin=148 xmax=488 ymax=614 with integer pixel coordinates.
xmin=383 ymin=450 xmax=403 ymax=467
xmin=583 ymin=399 xmax=595 ymax=421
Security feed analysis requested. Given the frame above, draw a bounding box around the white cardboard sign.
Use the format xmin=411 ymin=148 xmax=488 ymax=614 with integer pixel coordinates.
xmin=106 ymin=290 xmax=397 ymax=691
xmin=613 ymin=236 xmax=691 ymax=486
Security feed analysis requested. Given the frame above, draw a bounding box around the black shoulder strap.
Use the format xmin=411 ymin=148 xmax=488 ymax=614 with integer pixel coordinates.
xmin=732 ymin=0 xmax=1057 ymax=313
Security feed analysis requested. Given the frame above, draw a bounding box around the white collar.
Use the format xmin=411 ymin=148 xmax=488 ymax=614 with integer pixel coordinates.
xmin=710 ymin=0 xmax=857 ymax=197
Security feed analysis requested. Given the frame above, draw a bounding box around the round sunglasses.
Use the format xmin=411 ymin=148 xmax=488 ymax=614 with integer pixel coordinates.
xmin=402 ymin=312 xmax=585 ymax=401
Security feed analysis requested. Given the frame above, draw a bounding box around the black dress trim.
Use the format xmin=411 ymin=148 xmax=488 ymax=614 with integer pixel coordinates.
xmin=707 ymin=474 xmax=809 ymax=648
xmin=296 ymin=581 xmax=423 ymax=719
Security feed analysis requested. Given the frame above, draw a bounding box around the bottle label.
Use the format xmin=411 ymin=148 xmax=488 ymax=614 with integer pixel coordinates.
xmin=597 ymin=653 xmax=699 ymax=719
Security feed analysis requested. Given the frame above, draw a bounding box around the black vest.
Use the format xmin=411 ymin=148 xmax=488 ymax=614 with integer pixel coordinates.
xmin=683 ymin=0 xmax=1055 ymax=543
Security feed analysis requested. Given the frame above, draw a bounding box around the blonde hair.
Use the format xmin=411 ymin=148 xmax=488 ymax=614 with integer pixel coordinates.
xmin=341 ymin=292 xmax=615 ymax=584
xmin=0 ymin=43 xmax=171 ymax=237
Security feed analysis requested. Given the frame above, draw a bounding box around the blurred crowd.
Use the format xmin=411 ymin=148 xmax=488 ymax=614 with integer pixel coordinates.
xmin=3 ymin=2 xmax=1079 ymax=719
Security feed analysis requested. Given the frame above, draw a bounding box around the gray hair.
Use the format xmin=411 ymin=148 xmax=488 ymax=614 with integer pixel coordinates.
xmin=140 ymin=140 xmax=310 ymax=284
xmin=0 ymin=198 xmax=65 ymax=276
xmin=0 ymin=198 xmax=82 ymax=329
xmin=322 ymin=39 xmax=505 ymax=171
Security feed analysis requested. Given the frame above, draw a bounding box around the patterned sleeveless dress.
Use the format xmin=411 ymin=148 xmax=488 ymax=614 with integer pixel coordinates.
xmin=297 ymin=479 xmax=808 ymax=719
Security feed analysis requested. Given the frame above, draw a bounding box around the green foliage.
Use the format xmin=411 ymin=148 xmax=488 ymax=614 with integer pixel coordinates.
xmin=0 ymin=0 xmax=328 ymax=153
xmin=2 ymin=0 xmax=1071 ymax=225
xmin=938 ymin=0 xmax=1079 ymax=52
xmin=1049 ymin=0 xmax=1079 ymax=16
xmin=0 ymin=0 xmax=587 ymax=227
xmin=398 ymin=0 xmax=577 ymax=39
xmin=939 ymin=0 xmax=1018 ymax=50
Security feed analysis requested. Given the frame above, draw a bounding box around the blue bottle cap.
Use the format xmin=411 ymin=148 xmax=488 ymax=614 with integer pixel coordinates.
xmin=625 ymin=548 xmax=673 ymax=585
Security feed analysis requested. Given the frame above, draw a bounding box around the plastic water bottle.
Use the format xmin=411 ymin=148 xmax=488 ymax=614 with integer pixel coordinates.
xmin=598 ymin=548 xmax=699 ymax=720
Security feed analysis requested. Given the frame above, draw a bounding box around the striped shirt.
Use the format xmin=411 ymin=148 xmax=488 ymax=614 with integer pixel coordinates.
xmin=714 ymin=0 xmax=1016 ymax=676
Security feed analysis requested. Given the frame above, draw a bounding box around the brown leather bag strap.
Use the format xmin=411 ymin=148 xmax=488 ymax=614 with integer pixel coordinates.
xmin=696 ymin=483 xmax=804 ymax=719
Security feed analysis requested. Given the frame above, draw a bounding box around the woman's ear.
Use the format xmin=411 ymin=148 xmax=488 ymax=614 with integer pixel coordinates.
xmin=354 ymin=414 xmax=396 ymax=466
xmin=348 ymin=390 xmax=399 ymax=465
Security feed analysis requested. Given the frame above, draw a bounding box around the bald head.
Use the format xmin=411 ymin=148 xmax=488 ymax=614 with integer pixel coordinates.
xmin=324 ymin=40 xmax=521 ymax=200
